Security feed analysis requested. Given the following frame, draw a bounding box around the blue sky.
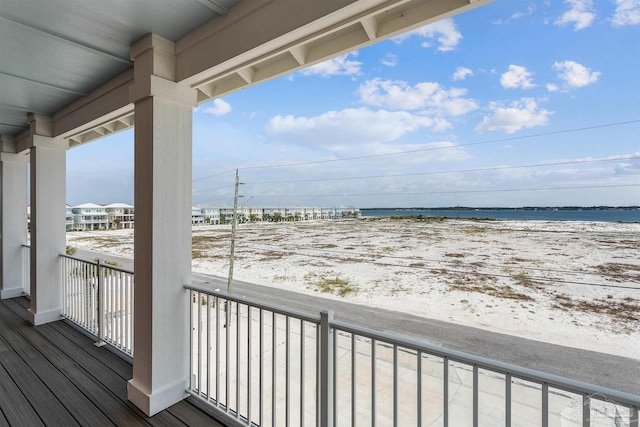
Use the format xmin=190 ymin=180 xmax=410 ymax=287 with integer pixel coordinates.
xmin=67 ymin=0 xmax=640 ymax=208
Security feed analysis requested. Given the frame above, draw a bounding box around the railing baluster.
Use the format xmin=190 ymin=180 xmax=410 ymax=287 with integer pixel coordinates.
xmin=417 ymin=351 xmax=422 ymax=427
xmin=236 ymin=302 xmax=240 ymax=419
xmin=444 ymin=356 xmax=449 ymax=427
xmin=198 ymin=291 xmax=202 ymax=396
xmin=119 ymin=270 xmax=124 ymax=349
xmin=286 ymin=315 xmax=290 ymax=427
xmin=473 ymin=365 xmax=479 ymax=427
xmin=317 ymin=323 xmax=321 ymax=427
xmin=247 ymin=305 xmax=252 ymax=423
xmin=98 ymin=260 xmax=105 ymax=344
xmin=226 ymin=300 xmax=231 ymax=413
xmin=216 ymin=296 xmax=220 ymax=408
xmin=300 ymin=320 xmax=305 ymax=427
xmin=582 ymin=394 xmax=590 ymax=427
xmin=505 ymin=373 xmax=511 ymax=427
xmin=371 ymin=338 xmax=376 ymax=427
xmin=542 ymin=383 xmax=549 ymax=427
xmin=352 ymin=333 xmax=356 ymax=427
xmin=272 ymin=312 xmax=277 ymax=427
xmin=259 ymin=308 xmax=263 ymax=427
xmin=189 ymin=291 xmax=194 ymax=392
xmin=320 ymin=310 xmax=334 ymax=427
xmin=393 ymin=344 xmax=398 ymax=427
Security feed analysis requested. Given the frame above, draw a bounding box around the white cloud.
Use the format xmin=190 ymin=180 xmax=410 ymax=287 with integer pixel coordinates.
xmin=554 ymin=0 xmax=596 ymax=30
xmin=494 ymin=5 xmax=537 ymax=24
xmin=546 ymin=83 xmax=559 ymax=92
xmin=381 ymin=53 xmax=398 ymax=67
xmin=393 ymin=19 xmax=462 ymax=51
xmin=266 ymin=108 xmax=447 ymax=150
xmin=203 ymin=99 xmax=232 ymax=116
xmin=358 ymin=78 xmax=478 ymax=116
xmin=500 ymin=65 xmax=536 ymax=89
xmin=553 ymin=60 xmax=600 ymax=88
xmin=612 ymin=0 xmax=640 ymax=26
xmin=452 ymin=67 xmax=473 ymax=81
xmin=300 ymin=52 xmax=362 ymax=77
xmin=475 ymin=98 xmax=552 ymax=134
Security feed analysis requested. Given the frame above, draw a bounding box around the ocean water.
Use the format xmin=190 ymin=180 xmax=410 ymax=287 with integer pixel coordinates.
xmin=360 ymin=208 xmax=640 ymax=223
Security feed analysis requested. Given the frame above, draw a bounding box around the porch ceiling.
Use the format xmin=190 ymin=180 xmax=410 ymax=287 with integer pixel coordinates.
xmin=0 ymin=0 xmax=242 ymax=137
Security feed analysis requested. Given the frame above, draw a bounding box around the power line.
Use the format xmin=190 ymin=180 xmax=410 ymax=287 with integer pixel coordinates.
xmin=193 ymin=184 xmax=236 ymax=194
xmin=250 ymin=183 xmax=640 ymax=198
xmin=190 ymin=119 xmax=640 ymax=181
xmin=192 ymin=169 xmax=235 ymax=183
xmin=244 ymin=156 xmax=640 ymax=185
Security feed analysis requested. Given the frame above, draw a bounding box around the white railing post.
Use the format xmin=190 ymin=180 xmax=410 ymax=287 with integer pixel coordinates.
xmin=320 ymin=310 xmax=334 ymax=427
xmin=96 ymin=258 xmax=105 ymax=347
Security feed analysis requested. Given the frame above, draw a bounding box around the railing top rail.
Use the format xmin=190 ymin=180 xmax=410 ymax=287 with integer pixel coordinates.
xmin=60 ymin=253 xmax=134 ymax=275
xmin=184 ymin=283 xmax=322 ymax=324
xmin=330 ymin=318 xmax=640 ymax=408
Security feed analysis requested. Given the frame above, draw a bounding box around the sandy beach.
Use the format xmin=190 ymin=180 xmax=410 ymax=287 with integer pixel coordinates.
xmin=66 ymin=217 xmax=640 ymax=360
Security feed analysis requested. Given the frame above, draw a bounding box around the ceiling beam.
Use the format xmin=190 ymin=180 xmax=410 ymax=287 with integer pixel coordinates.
xmin=53 ymin=69 xmax=133 ymax=140
xmin=177 ymin=0 xmax=491 ymax=99
xmin=0 ymin=13 xmax=132 ymax=65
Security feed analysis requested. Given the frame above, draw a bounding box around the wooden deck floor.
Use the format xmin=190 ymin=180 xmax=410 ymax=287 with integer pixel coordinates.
xmin=0 ymin=297 xmax=225 ymax=426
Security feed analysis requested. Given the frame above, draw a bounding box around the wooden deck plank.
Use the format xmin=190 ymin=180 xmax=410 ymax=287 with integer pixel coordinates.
xmin=0 ymin=302 xmax=116 ymax=427
xmin=0 ymin=335 xmax=80 ymax=426
xmin=0 ymin=361 xmax=44 ymax=427
xmin=0 ymin=409 xmax=9 ymax=427
xmin=168 ymin=398 xmax=228 ymax=426
xmin=1 ymin=300 xmax=167 ymax=427
xmin=1 ymin=298 xmax=227 ymax=427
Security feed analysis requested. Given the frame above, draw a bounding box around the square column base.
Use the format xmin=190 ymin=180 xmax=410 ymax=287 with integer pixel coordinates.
xmin=0 ymin=287 xmax=26 ymax=299
xmin=27 ymin=308 xmax=62 ymax=326
xmin=127 ymin=378 xmax=188 ymax=417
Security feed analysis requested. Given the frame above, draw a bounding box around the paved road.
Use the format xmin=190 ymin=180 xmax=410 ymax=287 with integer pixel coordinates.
xmin=78 ymin=248 xmax=640 ymax=395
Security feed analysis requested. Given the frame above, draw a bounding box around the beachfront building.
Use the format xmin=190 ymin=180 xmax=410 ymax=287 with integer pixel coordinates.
xmin=71 ymin=203 xmax=109 ymax=231
xmin=220 ymin=207 xmax=235 ymax=224
xmin=246 ymin=207 xmax=264 ymax=222
xmin=191 ymin=206 xmax=205 ymax=225
xmin=201 ymin=207 xmax=221 ymax=224
xmin=65 ymin=205 xmax=74 ymax=231
xmin=11 ymin=3 xmax=624 ymax=426
xmin=105 ymin=203 xmax=135 ymax=229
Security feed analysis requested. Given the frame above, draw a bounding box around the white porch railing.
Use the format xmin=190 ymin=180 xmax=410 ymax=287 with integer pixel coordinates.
xmin=61 ymin=254 xmax=134 ymax=357
xmin=186 ymin=284 xmax=639 ymax=427
xmin=22 ymin=244 xmax=30 ymax=296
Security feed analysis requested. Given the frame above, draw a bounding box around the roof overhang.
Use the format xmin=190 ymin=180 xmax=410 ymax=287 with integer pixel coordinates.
xmin=0 ymin=0 xmax=492 ymax=149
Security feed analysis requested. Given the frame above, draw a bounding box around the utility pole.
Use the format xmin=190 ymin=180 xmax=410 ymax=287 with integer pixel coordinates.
xmin=227 ymin=169 xmax=240 ymax=293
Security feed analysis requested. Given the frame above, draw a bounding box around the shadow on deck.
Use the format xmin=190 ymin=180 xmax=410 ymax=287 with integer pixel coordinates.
xmin=0 ymin=297 xmax=224 ymax=426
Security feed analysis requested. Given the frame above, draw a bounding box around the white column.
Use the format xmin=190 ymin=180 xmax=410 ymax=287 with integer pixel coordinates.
xmin=26 ymin=116 xmax=68 ymax=325
xmin=0 ymin=137 xmax=29 ymax=299
xmin=126 ymin=34 xmax=196 ymax=416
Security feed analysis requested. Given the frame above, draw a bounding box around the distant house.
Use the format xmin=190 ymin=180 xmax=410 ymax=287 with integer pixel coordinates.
xmin=201 ymin=207 xmax=221 ymax=224
xmin=72 ymin=203 xmax=109 ymax=230
xmin=192 ymin=206 xmax=205 ymax=225
xmin=106 ymin=203 xmax=135 ymax=229
xmin=66 ymin=205 xmax=73 ymax=231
